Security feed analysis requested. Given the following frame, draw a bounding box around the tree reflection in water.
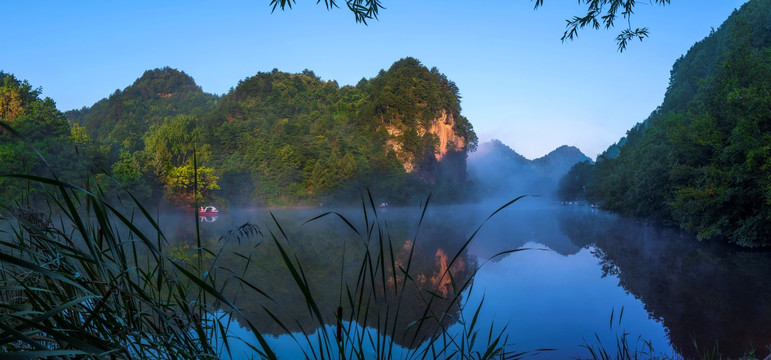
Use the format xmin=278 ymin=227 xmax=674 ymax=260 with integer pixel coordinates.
xmin=159 ymin=202 xmax=769 ymax=358
xmin=558 ymin=209 xmax=771 ymax=358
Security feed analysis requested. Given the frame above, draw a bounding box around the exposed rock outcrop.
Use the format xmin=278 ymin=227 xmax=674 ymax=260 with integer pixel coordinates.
xmin=383 ymin=110 xmax=468 ymax=175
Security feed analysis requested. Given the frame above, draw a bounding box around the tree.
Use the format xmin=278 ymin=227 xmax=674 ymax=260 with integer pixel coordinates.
xmin=142 ymin=115 xmax=219 ymax=206
xmin=164 ymin=163 xmax=220 ymax=207
xmin=270 ymin=0 xmax=670 ymax=51
xmin=0 ymin=79 xmax=24 ymax=121
xmin=111 ymin=147 xmax=142 ymax=185
xmin=557 ymin=160 xmax=594 ymax=202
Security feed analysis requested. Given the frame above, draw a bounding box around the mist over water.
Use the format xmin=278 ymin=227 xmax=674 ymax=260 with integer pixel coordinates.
xmin=466 ymin=140 xmax=591 ymax=202
xmin=144 ymin=195 xmax=769 ymax=359
xmin=467 ymin=146 xmax=555 ymax=200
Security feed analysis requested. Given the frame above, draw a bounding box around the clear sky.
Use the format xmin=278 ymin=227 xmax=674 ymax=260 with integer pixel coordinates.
xmin=2 ymin=0 xmax=748 ymax=160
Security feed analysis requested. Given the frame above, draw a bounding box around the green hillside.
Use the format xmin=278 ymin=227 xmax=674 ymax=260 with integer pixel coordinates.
xmin=0 ymin=72 xmax=84 ymax=200
xmin=559 ymin=0 xmax=771 ymax=247
xmin=66 ymin=67 xmax=219 ymax=153
xmin=5 ymin=58 xmax=477 ymax=208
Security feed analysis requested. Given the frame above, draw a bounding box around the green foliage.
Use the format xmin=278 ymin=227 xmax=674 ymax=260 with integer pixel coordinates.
xmin=0 ymin=171 xmax=277 ymax=359
xmin=45 ymin=59 xmax=476 ymax=208
xmin=558 ymin=0 xmax=771 ymax=247
xmin=139 ymin=115 xmax=220 ymax=206
xmin=143 ymin=115 xmax=210 ymax=172
xmin=164 ymin=163 xmax=220 ymax=207
xmin=65 ymin=67 xmax=218 ymax=152
xmin=0 ymin=73 xmax=103 ymax=205
xmin=111 ymin=147 xmax=141 ymax=185
xmin=199 ymin=58 xmax=475 ymax=206
xmin=533 ymin=0 xmax=671 ymax=52
xmin=272 ymin=0 xmax=670 ymax=51
xmin=270 ymin=0 xmax=383 ymax=24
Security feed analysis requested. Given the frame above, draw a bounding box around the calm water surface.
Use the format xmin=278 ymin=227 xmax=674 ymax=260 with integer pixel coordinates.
xmin=157 ymin=197 xmax=770 ymax=359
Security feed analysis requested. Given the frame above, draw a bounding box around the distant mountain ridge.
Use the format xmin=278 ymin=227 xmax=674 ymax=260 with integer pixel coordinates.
xmin=467 ymin=139 xmax=590 ymax=198
xmin=532 ymin=145 xmax=592 ymax=178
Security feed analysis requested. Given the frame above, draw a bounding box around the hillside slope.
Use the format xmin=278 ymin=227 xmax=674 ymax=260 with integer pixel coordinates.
xmin=566 ymin=0 xmax=771 ymax=246
xmin=65 ymin=67 xmax=218 ymax=153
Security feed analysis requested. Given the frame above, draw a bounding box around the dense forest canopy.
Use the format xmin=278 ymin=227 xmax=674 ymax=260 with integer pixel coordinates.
xmin=3 ymin=58 xmax=477 ymax=209
xmin=66 ymin=68 xmax=219 ymax=153
xmin=0 ymin=72 xmax=84 ymax=199
xmin=557 ymin=0 xmax=771 ymax=247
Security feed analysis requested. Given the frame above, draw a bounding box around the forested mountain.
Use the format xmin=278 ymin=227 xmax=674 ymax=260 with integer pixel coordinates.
xmin=4 ymin=58 xmax=477 ymax=208
xmin=468 ymin=139 xmax=590 ymax=199
xmin=558 ymin=0 xmax=771 ymax=247
xmin=66 ymin=68 xmax=219 ymax=153
xmin=532 ymin=145 xmax=592 ymax=179
xmin=203 ymin=58 xmax=476 ymax=206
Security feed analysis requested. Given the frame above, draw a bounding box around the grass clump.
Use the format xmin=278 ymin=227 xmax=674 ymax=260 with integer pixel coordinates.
xmin=0 ymin=175 xmax=278 ymax=359
xmin=0 ymin=121 xmax=530 ymax=359
xmin=579 ymin=307 xmax=770 ymax=360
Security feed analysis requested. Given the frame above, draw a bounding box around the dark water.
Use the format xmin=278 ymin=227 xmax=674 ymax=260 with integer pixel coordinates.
xmin=155 ymin=198 xmax=771 ymax=359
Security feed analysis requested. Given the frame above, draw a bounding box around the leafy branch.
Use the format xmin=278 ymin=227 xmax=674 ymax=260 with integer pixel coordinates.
xmin=270 ymin=0 xmax=384 ymax=24
xmin=270 ymin=0 xmax=670 ymax=51
xmin=533 ymin=0 xmax=671 ymax=52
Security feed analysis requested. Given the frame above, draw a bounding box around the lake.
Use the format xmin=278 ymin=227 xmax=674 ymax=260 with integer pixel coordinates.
xmin=154 ymin=197 xmax=771 ymax=359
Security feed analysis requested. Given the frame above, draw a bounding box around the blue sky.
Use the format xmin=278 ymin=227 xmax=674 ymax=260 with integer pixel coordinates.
xmin=3 ymin=0 xmax=748 ymax=159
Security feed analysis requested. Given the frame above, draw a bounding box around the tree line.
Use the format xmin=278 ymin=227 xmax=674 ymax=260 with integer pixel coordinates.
xmin=2 ymin=58 xmax=477 ymax=210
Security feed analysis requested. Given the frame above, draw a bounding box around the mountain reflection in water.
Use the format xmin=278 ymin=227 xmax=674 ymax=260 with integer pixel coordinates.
xmin=156 ymin=199 xmax=770 ymax=358
xmin=165 ymin=207 xmax=476 ymax=349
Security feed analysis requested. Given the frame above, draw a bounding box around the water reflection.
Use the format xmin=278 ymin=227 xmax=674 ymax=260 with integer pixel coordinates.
xmin=198 ymin=215 xmax=218 ymax=222
xmin=161 ymin=207 xmax=476 ymax=349
xmin=152 ymin=202 xmax=770 ymax=358
xmin=558 ymin=209 xmax=771 ymax=358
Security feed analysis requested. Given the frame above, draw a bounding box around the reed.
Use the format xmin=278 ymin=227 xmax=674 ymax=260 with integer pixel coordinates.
xmin=0 ymin=120 xmax=530 ymax=359
xmin=579 ymin=307 xmax=768 ymax=360
xmin=241 ymin=192 xmax=541 ymax=360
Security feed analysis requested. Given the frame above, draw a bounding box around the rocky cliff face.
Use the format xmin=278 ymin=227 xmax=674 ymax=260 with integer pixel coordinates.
xmin=384 ymin=110 xmax=468 ymax=175
xmin=428 ymin=110 xmax=467 ymax=161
